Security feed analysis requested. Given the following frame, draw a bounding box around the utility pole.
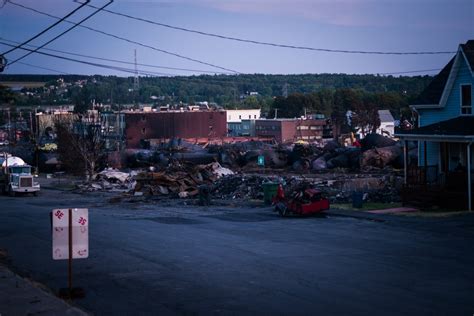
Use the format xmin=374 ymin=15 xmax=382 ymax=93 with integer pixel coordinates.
xmin=7 ymin=109 xmax=11 ymax=142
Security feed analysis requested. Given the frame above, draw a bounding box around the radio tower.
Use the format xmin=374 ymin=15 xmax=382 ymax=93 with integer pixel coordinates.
xmin=133 ymin=49 xmax=139 ymax=92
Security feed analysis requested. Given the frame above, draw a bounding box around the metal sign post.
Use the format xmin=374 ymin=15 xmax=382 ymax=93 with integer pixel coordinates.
xmin=52 ymin=208 xmax=88 ymax=299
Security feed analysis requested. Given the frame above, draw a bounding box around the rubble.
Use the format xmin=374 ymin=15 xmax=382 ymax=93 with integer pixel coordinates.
xmin=75 ymin=134 xmax=406 ymax=205
xmin=77 ymin=168 xmax=134 ymax=192
xmin=361 ymin=145 xmax=403 ymax=169
xmin=133 ymin=162 xmax=233 ymax=198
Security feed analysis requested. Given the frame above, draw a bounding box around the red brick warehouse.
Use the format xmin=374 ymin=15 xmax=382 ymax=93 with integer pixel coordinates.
xmin=124 ymin=110 xmax=227 ymax=148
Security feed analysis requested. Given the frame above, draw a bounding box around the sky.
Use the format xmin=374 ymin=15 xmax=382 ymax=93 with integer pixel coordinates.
xmin=0 ymin=0 xmax=472 ymax=77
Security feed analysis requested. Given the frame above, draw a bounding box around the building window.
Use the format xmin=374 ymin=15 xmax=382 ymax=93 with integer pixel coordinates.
xmin=254 ymin=115 xmax=257 ymax=119
xmin=461 ymin=84 xmax=472 ymax=114
xmin=239 ymin=115 xmax=241 ymax=119
xmin=297 ymin=126 xmax=309 ymax=130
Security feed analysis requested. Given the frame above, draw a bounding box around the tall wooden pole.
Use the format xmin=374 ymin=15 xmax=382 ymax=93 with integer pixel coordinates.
xmin=68 ymin=208 xmax=73 ymax=298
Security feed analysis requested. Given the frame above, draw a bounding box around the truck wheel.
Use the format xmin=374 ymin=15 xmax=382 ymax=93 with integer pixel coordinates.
xmin=33 ymin=191 xmax=38 ymax=197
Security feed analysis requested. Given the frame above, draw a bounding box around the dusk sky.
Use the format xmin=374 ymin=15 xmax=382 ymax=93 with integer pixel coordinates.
xmin=0 ymin=0 xmax=472 ymax=77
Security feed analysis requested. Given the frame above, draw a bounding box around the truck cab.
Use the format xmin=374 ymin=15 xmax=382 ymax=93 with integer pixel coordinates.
xmin=0 ymin=155 xmax=40 ymax=196
xmin=6 ymin=165 xmax=40 ymax=196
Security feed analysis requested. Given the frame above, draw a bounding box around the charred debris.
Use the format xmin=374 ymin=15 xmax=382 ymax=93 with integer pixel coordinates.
xmin=79 ymin=133 xmax=412 ymax=205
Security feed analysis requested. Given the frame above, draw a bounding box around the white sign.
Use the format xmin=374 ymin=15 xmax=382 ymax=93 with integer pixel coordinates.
xmin=52 ymin=208 xmax=89 ymax=260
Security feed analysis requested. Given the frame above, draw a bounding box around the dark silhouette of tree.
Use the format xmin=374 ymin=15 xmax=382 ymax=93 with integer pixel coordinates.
xmin=351 ymin=94 xmax=381 ymax=136
xmin=55 ymin=119 xmax=105 ymax=180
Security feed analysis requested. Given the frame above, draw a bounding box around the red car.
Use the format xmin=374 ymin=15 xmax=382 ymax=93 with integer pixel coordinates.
xmin=273 ymin=185 xmax=330 ymax=217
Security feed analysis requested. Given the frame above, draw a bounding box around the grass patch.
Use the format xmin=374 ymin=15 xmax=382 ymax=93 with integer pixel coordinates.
xmin=332 ymin=202 xmax=402 ymax=211
xmin=395 ymin=206 xmax=470 ymax=217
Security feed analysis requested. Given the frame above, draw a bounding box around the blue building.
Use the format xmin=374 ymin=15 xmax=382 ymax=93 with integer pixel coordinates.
xmin=397 ymin=40 xmax=474 ymax=210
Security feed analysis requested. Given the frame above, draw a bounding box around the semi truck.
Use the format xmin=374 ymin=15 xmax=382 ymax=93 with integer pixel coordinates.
xmin=0 ymin=153 xmax=40 ymax=196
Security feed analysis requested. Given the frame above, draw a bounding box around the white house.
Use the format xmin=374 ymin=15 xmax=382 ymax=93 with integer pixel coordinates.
xmin=376 ymin=110 xmax=395 ymax=137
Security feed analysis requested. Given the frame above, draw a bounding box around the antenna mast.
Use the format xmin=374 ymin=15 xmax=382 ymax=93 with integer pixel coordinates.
xmin=134 ymin=49 xmax=139 ymax=90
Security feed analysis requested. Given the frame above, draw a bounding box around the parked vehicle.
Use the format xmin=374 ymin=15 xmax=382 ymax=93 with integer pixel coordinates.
xmin=273 ymin=184 xmax=329 ymax=217
xmin=0 ymin=154 xmax=40 ymax=196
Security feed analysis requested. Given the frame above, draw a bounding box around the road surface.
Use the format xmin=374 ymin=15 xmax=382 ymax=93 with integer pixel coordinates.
xmin=1 ymin=189 xmax=473 ymax=315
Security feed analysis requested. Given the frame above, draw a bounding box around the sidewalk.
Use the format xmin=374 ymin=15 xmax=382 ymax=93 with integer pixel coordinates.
xmin=0 ymin=265 xmax=88 ymax=316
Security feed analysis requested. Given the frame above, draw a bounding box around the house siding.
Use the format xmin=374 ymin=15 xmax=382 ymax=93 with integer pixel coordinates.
xmin=419 ymin=56 xmax=473 ymax=127
xmin=417 ymin=52 xmax=474 ymax=167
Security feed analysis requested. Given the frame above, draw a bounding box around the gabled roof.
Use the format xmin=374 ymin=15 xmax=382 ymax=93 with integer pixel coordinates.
xmin=397 ymin=116 xmax=474 ymax=136
xmin=378 ymin=110 xmax=394 ymax=123
xmin=461 ymin=40 xmax=474 ymax=71
xmin=413 ymin=57 xmax=454 ymax=105
xmin=413 ymin=40 xmax=474 ymax=106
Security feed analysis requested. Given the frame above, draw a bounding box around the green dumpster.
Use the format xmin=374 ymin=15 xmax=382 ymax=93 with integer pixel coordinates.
xmin=262 ymin=182 xmax=279 ymax=205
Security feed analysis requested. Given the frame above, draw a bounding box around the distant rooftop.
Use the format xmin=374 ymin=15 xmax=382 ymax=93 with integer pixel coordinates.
xmin=378 ymin=110 xmax=394 ymax=122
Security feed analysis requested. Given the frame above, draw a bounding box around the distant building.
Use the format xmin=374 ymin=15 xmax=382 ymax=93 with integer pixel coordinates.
xmin=100 ymin=112 xmax=125 ymax=150
xmin=227 ymin=109 xmax=261 ymax=136
xmin=240 ymin=119 xmax=257 ymax=137
xmin=34 ymin=111 xmax=76 ymax=141
xmin=377 ymin=110 xmax=395 ymax=136
xmin=124 ymin=110 xmax=227 ymax=148
xmin=255 ymin=118 xmax=329 ymax=143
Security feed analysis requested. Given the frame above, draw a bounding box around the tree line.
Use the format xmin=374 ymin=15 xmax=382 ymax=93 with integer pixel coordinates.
xmin=1 ymin=73 xmax=431 ymax=130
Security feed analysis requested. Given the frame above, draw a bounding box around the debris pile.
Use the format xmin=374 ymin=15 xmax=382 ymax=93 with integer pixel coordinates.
xmin=211 ymin=175 xmax=273 ymax=200
xmin=77 ymin=133 xmax=407 ymax=204
xmin=211 ymin=171 xmax=402 ymax=204
xmin=124 ymin=134 xmax=409 ymax=172
xmin=78 ymin=169 xmax=134 ymax=192
xmin=133 ymin=162 xmax=233 ymax=198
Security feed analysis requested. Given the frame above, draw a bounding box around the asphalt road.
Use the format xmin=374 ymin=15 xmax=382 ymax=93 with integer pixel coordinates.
xmin=1 ymin=189 xmax=473 ymax=315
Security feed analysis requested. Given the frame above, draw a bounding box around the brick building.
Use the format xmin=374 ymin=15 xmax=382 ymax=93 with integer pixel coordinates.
xmin=124 ymin=110 xmax=227 ymax=148
xmin=255 ymin=118 xmax=330 ymax=143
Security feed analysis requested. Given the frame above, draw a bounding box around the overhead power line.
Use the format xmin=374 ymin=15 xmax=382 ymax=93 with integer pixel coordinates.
xmin=16 ymin=61 xmax=71 ymax=74
xmin=85 ymin=3 xmax=456 ymax=56
xmin=1 ymin=46 xmax=242 ymax=88
xmin=1 ymin=0 xmax=89 ymax=56
xmin=1 ymin=39 xmax=443 ymax=79
xmin=0 ymin=41 xmax=240 ymax=83
xmin=2 ymin=38 xmax=443 ymax=80
xmin=0 ymin=41 xmax=175 ymax=76
xmin=8 ymin=0 xmax=114 ymax=66
xmin=6 ymin=0 xmax=240 ymax=74
xmin=0 ymin=37 xmax=233 ymax=74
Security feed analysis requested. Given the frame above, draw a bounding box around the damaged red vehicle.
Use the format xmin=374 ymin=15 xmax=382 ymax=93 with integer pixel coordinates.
xmin=273 ymin=184 xmax=330 ymax=217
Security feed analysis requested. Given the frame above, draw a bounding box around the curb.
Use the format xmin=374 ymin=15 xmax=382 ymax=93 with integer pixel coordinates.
xmin=0 ymin=264 xmax=89 ymax=316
